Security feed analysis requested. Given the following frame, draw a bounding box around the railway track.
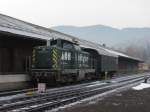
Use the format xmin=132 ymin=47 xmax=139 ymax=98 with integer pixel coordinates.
xmin=0 ymin=88 xmax=37 ymax=97
xmin=0 ymin=73 xmax=144 ymax=98
xmin=0 ymin=73 xmax=149 ymax=112
xmin=0 ymin=73 xmax=145 ymax=103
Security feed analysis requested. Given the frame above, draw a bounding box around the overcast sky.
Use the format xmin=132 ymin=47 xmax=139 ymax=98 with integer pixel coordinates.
xmin=0 ymin=0 xmax=149 ymax=28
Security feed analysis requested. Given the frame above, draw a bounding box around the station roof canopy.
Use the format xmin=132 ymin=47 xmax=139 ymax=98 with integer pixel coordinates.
xmin=0 ymin=14 xmax=142 ymax=61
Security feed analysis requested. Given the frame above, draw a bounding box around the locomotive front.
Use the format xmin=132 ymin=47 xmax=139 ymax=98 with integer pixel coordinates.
xmin=31 ymin=44 xmax=61 ymax=84
xmin=32 ymin=46 xmax=59 ymax=70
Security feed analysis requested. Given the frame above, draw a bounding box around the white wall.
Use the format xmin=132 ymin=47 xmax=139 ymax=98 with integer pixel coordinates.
xmin=0 ymin=74 xmax=30 ymax=83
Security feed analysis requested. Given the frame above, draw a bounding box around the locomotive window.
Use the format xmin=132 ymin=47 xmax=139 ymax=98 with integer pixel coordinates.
xmin=63 ymin=43 xmax=73 ymax=49
xmin=64 ymin=52 xmax=68 ymax=60
xmin=82 ymin=55 xmax=89 ymax=67
xmin=74 ymin=45 xmax=81 ymax=51
xmin=75 ymin=53 xmax=78 ymax=61
xmin=78 ymin=53 xmax=83 ymax=67
xmin=83 ymin=56 xmax=88 ymax=63
xmin=50 ymin=40 xmax=57 ymax=46
xmin=68 ymin=52 xmax=71 ymax=60
xmin=61 ymin=52 xmax=65 ymax=60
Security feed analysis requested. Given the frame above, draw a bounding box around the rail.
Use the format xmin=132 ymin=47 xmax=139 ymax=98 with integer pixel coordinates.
xmin=0 ymin=72 xmax=149 ymax=112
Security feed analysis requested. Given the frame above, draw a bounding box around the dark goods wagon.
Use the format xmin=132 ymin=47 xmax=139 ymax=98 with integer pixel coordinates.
xmin=31 ymin=39 xmax=97 ymax=84
xmin=97 ymin=55 xmax=118 ymax=78
xmin=83 ymin=48 xmax=118 ymax=78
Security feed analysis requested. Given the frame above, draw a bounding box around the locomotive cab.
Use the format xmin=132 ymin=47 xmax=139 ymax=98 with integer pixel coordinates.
xmin=49 ymin=38 xmax=80 ymax=50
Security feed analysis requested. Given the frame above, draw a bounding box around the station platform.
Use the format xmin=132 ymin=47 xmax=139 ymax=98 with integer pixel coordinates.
xmin=0 ymin=74 xmax=31 ymax=91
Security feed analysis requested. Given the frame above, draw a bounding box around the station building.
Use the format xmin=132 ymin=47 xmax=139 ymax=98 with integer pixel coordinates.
xmin=0 ymin=14 xmax=142 ymax=91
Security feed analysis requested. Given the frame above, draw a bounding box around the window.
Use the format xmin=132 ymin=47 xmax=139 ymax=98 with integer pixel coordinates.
xmin=64 ymin=52 xmax=68 ymax=60
xmin=74 ymin=45 xmax=81 ymax=50
xmin=63 ymin=43 xmax=73 ymax=49
xmin=78 ymin=54 xmax=83 ymax=62
xmin=82 ymin=55 xmax=89 ymax=67
xmin=61 ymin=52 xmax=65 ymax=60
xmin=83 ymin=56 xmax=88 ymax=63
xmin=50 ymin=40 xmax=57 ymax=46
xmin=68 ymin=52 xmax=71 ymax=60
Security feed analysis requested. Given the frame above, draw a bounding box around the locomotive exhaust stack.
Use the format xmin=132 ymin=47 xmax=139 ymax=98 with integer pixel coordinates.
xmin=46 ymin=39 xmax=51 ymax=47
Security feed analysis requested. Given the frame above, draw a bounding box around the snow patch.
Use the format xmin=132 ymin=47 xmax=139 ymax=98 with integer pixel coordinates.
xmin=48 ymin=101 xmax=81 ymax=112
xmin=132 ymin=83 xmax=150 ymax=90
xmin=86 ymin=83 xmax=106 ymax=87
xmin=0 ymin=93 xmax=25 ymax=101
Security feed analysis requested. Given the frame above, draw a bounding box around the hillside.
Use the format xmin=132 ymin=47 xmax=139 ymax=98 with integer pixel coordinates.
xmin=52 ymin=25 xmax=150 ymax=47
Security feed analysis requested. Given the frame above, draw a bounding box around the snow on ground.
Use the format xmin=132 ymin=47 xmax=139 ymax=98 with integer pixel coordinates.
xmin=86 ymin=83 xmax=106 ymax=87
xmin=0 ymin=93 xmax=25 ymax=101
xmin=132 ymin=83 xmax=150 ymax=90
xmin=48 ymin=80 xmax=145 ymax=112
xmin=48 ymin=89 xmax=118 ymax=112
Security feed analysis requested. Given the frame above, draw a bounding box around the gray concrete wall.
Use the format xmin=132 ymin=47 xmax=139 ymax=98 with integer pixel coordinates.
xmin=0 ymin=74 xmax=31 ymax=91
xmin=0 ymin=74 xmax=30 ymax=83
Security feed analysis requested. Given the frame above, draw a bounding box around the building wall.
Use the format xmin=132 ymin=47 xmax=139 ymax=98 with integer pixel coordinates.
xmin=0 ymin=74 xmax=31 ymax=91
xmin=0 ymin=32 xmax=46 ymax=74
xmin=139 ymin=63 xmax=149 ymax=71
xmin=118 ymin=57 xmax=139 ymax=73
xmin=0 ymin=47 xmax=32 ymax=74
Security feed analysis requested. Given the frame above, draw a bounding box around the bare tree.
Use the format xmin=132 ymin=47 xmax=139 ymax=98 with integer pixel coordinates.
xmin=124 ymin=41 xmax=150 ymax=65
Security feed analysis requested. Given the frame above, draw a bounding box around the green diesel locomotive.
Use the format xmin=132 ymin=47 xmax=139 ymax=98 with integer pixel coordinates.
xmin=31 ymin=39 xmax=98 ymax=84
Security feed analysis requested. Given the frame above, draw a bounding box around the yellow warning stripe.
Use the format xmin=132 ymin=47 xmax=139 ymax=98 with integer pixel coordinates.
xmin=32 ymin=49 xmax=36 ymax=64
xmin=51 ymin=48 xmax=58 ymax=69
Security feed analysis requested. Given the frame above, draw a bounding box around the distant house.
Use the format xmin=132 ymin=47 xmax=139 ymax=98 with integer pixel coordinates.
xmin=139 ymin=63 xmax=149 ymax=71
